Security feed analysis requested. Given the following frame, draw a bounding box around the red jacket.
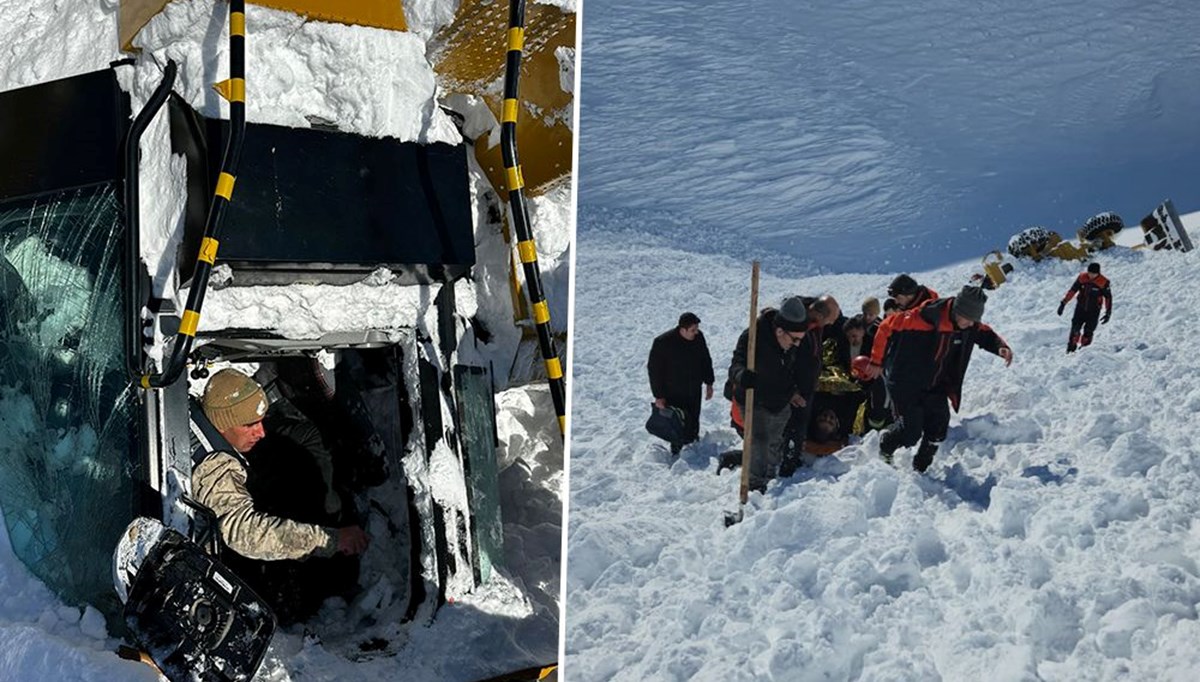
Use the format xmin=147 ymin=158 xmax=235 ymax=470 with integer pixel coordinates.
xmin=1062 ymin=273 xmax=1112 ymax=318
xmin=868 ymin=297 xmax=1009 ymax=411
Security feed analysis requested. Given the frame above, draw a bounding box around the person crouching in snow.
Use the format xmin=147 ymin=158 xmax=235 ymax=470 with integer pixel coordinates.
xmin=1057 ymin=262 xmax=1112 ymax=353
xmin=860 ymin=285 xmax=1013 ymax=472
xmin=727 ymin=296 xmax=809 ymax=492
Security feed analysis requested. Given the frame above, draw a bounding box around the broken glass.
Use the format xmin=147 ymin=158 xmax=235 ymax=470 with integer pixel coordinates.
xmin=0 ymin=184 xmax=138 ymax=617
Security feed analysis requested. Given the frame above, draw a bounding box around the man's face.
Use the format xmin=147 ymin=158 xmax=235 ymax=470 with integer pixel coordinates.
xmin=679 ymin=324 xmax=699 ymax=341
xmin=847 ymin=328 xmax=865 ymax=346
xmin=775 ymin=326 xmax=805 ymax=350
xmin=894 ymin=292 xmax=916 ymax=309
xmin=953 ymin=313 xmax=976 ymax=330
xmin=223 ymin=419 xmax=266 ymax=452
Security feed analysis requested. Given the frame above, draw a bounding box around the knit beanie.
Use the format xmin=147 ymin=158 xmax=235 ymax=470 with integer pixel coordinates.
xmin=953 ymin=285 xmax=987 ymax=323
xmin=888 ymin=274 xmax=919 ymax=297
xmin=775 ymin=296 xmax=808 ymax=332
xmin=1087 ymin=262 xmax=1101 ymax=274
xmin=202 ymin=368 xmax=269 ymax=432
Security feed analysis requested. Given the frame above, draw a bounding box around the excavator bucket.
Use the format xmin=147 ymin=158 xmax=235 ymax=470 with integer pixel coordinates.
xmin=119 ymin=0 xmax=406 ymax=51
xmin=433 ymin=0 xmax=575 ymax=196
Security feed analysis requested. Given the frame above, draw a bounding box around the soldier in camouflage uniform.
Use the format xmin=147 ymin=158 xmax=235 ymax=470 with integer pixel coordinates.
xmin=193 ymin=368 xmax=369 ymax=623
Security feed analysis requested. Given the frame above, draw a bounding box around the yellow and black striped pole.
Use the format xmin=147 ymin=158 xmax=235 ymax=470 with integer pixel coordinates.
xmin=502 ymin=0 xmax=567 ymax=437
xmin=141 ymin=0 xmax=246 ymax=389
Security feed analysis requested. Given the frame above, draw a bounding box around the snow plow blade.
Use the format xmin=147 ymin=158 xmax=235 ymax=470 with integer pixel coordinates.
xmin=120 ymin=0 xmax=406 ymax=51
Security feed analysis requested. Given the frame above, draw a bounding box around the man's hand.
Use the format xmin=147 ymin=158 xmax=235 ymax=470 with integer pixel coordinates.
xmin=861 ymin=364 xmax=883 ymax=381
xmin=337 ymin=526 xmax=370 ymax=555
xmin=654 ymin=398 xmax=667 ymax=409
xmin=789 ymin=392 xmax=807 ymax=408
xmin=1101 ymin=312 xmax=1111 ymax=325
xmin=705 ymin=384 xmax=714 ymax=400
xmin=998 ymin=346 xmax=1013 ymax=366
xmin=1057 ymin=301 xmax=1066 ymax=316
xmin=740 ymin=369 xmax=757 ymax=390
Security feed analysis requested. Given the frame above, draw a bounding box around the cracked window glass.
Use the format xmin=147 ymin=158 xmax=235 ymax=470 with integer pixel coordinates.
xmin=0 ymin=184 xmax=138 ymax=616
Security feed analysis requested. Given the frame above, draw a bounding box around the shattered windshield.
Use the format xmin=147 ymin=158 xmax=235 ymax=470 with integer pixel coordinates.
xmin=0 ymin=184 xmax=138 ymax=616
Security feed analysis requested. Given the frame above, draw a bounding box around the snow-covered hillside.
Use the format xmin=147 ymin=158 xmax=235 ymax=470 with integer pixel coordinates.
xmin=566 ymin=220 xmax=1200 ymax=680
xmin=578 ymin=0 xmax=1200 ymax=271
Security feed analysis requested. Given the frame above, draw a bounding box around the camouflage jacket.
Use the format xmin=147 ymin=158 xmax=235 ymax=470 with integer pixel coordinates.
xmin=192 ymin=451 xmax=338 ymax=561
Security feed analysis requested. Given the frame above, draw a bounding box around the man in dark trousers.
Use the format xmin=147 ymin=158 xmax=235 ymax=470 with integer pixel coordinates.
xmin=648 ymin=312 xmax=715 ymax=455
xmin=1058 ymin=262 xmax=1112 ymax=353
xmin=862 ymin=285 xmax=1013 ymax=472
xmin=727 ymin=297 xmax=809 ymax=491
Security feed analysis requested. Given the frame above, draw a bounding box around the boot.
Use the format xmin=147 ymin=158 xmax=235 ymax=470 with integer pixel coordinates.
xmin=912 ymin=441 xmax=938 ymax=473
xmin=1080 ymin=335 xmax=1092 ymax=348
xmin=879 ymin=429 xmax=899 ymax=466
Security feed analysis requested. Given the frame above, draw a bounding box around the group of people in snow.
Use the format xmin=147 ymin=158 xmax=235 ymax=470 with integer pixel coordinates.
xmin=647 ymin=263 xmax=1113 ymax=491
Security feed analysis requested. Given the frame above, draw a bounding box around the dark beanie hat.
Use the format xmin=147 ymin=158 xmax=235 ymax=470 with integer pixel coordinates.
xmin=1088 ymin=262 xmax=1101 ymax=274
xmin=954 ymin=285 xmax=987 ymax=323
xmin=775 ymin=296 xmax=808 ymax=332
xmin=888 ymin=274 xmax=919 ymax=297
xmin=678 ymin=312 xmax=701 ymax=328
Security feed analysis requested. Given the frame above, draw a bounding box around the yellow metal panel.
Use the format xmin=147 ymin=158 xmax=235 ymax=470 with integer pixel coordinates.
xmin=252 ymin=0 xmax=405 ymax=31
xmin=121 ymin=0 xmax=406 ymax=51
xmin=436 ymin=0 xmax=575 ymax=194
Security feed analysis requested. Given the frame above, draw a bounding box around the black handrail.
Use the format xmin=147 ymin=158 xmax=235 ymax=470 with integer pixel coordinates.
xmin=123 ymin=59 xmax=178 ymax=381
xmin=141 ymin=0 xmax=247 ymax=389
xmin=501 ymin=0 xmax=567 ymax=438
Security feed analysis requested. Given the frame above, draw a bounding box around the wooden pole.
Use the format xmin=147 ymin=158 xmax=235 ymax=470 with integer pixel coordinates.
xmin=732 ymin=261 xmax=760 ymax=520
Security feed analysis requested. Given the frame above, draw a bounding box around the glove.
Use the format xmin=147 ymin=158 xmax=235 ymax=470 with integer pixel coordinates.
xmin=740 ymin=369 xmax=758 ymax=390
xmin=1056 ymin=301 xmax=1066 ymax=316
xmin=1101 ymin=312 xmax=1110 ymax=324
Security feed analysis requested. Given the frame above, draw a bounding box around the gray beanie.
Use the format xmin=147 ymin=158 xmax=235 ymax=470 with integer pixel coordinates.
xmin=954 ymin=285 xmax=987 ymax=323
xmin=775 ymin=296 xmax=808 ymax=332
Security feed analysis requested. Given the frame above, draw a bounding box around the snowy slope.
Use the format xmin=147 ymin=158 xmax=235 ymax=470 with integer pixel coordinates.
xmin=566 ymin=221 xmax=1200 ymax=680
xmin=578 ymin=0 xmax=1200 ymax=271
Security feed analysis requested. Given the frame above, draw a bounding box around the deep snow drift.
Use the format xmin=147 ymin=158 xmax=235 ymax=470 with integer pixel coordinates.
xmin=566 ymin=216 xmax=1200 ymax=680
xmin=578 ymin=0 xmax=1200 ymax=271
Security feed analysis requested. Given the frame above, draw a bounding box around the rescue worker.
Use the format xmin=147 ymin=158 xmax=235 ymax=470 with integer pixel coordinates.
xmin=727 ymin=296 xmax=809 ymax=491
xmin=192 ymin=368 xmax=369 ymax=623
xmin=862 ymin=285 xmax=1013 ymax=472
xmin=1057 ymin=262 xmax=1112 ymax=353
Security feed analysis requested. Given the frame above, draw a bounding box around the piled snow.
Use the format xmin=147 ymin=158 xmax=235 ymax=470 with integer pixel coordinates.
xmin=566 ymin=218 xmax=1200 ymax=679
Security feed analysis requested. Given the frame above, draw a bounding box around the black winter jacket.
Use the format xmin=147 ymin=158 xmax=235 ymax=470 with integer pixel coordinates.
xmin=648 ymin=327 xmax=715 ymax=399
xmin=728 ymin=309 xmax=802 ymax=412
xmin=869 ymin=297 xmax=1009 ymax=411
